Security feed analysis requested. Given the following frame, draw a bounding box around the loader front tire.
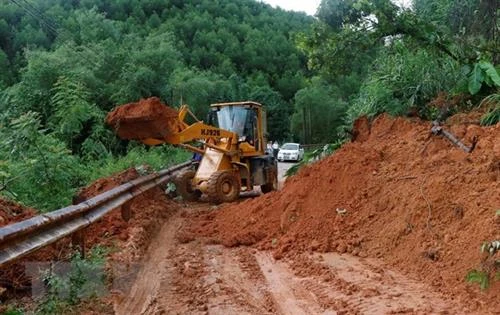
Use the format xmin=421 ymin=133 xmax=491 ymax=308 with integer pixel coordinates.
xmin=207 ymin=171 xmax=240 ymax=204
xmin=175 ymin=169 xmax=201 ymax=201
xmin=261 ymin=167 xmax=278 ymax=194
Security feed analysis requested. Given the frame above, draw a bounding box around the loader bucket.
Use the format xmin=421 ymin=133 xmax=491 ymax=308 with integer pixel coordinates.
xmin=106 ymin=97 xmax=180 ymax=140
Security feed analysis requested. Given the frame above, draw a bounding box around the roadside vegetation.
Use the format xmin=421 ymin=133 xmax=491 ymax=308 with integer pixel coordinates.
xmin=299 ymin=0 xmax=499 ymax=135
xmin=1 ymin=246 xmax=110 ymax=315
xmin=36 ymin=246 xmax=109 ymax=315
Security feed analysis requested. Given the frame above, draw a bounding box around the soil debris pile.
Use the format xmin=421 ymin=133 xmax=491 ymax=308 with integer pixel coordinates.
xmin=75 ymin=168 xmax=141 ymax=201
xmin=187 ymin=114 xmax=499 ymax=313
xmin=0 ymin=199 xmax=36 ymax=227
xmin=106 ymin=97 xmax=180 ymax=140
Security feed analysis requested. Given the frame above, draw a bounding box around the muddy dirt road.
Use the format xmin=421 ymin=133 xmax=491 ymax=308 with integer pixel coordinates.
xmin=277 ymin=162 xmax=295 ymax=189
xmin=113 ymin=204 xmax=467 ymax=315
xmin=277 ymin=162 xmax=295 ymax=181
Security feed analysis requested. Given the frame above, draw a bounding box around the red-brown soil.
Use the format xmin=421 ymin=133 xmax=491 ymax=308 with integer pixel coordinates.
xmin=186 ymin=114 xmax=500 ymax=313
xmin=115 ymin=210 xmax=466 ymax=314
xmin=74 ymin=168 xmax=144 ymax=247
xmin=351 ymin=115 xmax=370 ymax=142
xmin=0 ymin=199 xmax=36 ymax=228
xmin=106 ymin=97 xmax=179 ymax=140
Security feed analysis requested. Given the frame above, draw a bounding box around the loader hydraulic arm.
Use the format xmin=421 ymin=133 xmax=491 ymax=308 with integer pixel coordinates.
xmin=139 ymin=105 xmax=239 ymax=155
xmin=107 ymin=100 xmax=257 ymax=157
xmin=141 ymin=121 xmax=236 ymax=145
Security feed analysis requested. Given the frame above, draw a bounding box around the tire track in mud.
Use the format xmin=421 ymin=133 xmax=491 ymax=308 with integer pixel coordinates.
xmin=113 ymin=209 xmax=276 ymax=315
xmin=113 ymin=214 xmax=183 ymax=314
xmin=286 ymin=252 xmax=468 ymax=314
xmin=201 ymin=246 xmax=276 ymax=314
xmin=255 ymin=252 xmax=338 ymax=315
xmin=113 ymin=207 xmax=470 ymax=314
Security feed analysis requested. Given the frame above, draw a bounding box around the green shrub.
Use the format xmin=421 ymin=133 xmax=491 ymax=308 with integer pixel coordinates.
xmin=345 ymin=44 xmax=464 ymax=127
xmin=479 ymin=94 xmax=500 ymax=126
xmin=37 ymin=247 xmax=108 ymax=314
xmin=466 ymin=270 xmax=490 ymax=290
xmin=1 ymin=307 xmax=25 ymax=315
xmin=0 ymin=112 xmax=82 ymax=211
xmin=83 ymin=144 xmax=190 ymax=183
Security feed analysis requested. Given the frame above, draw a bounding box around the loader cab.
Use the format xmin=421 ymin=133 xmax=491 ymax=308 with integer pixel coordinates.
xmin=208 ymin=101 xmax=265 ymax=154
xmin=178 ymin=101 xmax=277 ymax=204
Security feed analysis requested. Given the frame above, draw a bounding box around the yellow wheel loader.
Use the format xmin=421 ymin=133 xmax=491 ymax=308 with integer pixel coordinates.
xmin=107 ymin=99 xmax=278 ymax=204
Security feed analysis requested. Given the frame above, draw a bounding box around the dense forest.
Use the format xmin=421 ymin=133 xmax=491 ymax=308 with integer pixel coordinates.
xmin=0 ymin=0 xmax=498 ymax=211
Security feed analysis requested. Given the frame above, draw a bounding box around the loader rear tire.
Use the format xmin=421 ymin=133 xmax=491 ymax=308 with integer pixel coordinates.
xmin=207 ymin=171 xmax=240 ymax=204
xmin=175 ymin=169 xmax=201 ymax=201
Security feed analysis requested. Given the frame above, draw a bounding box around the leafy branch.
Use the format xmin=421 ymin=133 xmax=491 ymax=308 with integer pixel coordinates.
xmin=286 ymin=140 xmax=346 ymax=177
xmin=479 ymin=94 xmax=500 ymax=126
xmin=468 ymin=61 xmax=500 ymax=95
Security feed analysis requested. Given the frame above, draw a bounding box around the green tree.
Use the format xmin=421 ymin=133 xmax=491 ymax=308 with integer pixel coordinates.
xmin=111 ymin=32 xmax=182 ymax=104
xmin=0 ymin=48 xmax=9 ymax=87
xmin=291 ymin=78 xmax=347 ymax=143
xmin=169 ymin=69 xmax=233 ymax=120
xmin=0 ymin=112 xmax=81 ymax=210
xmin=249 ymin=86 xmax=291 ymax=141
xmin=50 ymin=76 xmax=104 ymax=154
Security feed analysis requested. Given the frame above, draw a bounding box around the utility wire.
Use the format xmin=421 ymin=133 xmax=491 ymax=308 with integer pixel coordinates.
xmin=22 ymin=0 xmax=103 ymax=65
xmin=8 ymin=0 xmax=103 ymax=68
xmin=10 ymin=0 xmax=60 ymax=36
xmin=18 ymin=0 xmax=60 ymax=31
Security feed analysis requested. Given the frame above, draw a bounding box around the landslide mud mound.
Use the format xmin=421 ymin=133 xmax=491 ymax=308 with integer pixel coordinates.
xmin=187 ymin=114 xmax=499 ymax=313
xmin=106 ymin=97 xmax=179 ymax=140
xmin=74 ymin=168 xmax=144 ymax=246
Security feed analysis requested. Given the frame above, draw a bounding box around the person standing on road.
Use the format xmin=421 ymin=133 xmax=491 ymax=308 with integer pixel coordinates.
xmin=272 ymin=141 xmax=279 ymax=159
xmin=266 ymin=141 xmax=273 ymax=155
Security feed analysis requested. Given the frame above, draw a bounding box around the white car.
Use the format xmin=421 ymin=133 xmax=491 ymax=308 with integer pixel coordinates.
xmin=277 ymin=143 xmax=304 ymax=162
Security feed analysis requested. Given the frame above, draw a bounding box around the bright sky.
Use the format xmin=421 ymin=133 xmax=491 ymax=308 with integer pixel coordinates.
xmin=261 ymin=0 xmax=411 ymax=16
xmin=261 ymin=0 xmax=322 ymax=16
